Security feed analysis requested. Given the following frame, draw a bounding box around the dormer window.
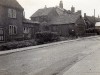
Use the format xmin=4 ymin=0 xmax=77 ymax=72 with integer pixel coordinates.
xmin=8 ymin=8 xmax=16 ymax=18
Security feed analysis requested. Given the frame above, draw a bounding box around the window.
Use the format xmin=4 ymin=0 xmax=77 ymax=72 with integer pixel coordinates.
xmin=0 ymin=36 xmax=4 ymax=41
xmin=0 ymin=28 xmax=3 ymax=34
xmin=9 ymin=25 xmax=17 ymax=35
xmin=8 ymin=9 xmax=16 ymax=18
xmin=0 ymin=28 xmax=4 ymax=41
xmin=23 ymin=27 xmax=31 ymax=34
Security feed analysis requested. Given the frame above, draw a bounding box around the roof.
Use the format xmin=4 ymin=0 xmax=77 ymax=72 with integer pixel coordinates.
xmin=0 ymin=0 xmax=24 ymax=10
xmin=95 ymin=18 xmax=100 ymax=22
xmin=85 ymin=16 xmax=95 ymax=23
xmin=49 ymin=14 xmax=81 ymax=25
xmin=23 ymin=19 xmax=39 ymax=24
xmin=84 ymin=15 xmax=100 ymax=23
xmin=31 ymin=7 xmax=67 ymax=18
xmin=31 ymin=7 xmax=54 ymax=17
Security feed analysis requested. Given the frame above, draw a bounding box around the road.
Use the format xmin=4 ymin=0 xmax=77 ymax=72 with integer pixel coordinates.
xmin=0 ymin=36 xmax=100 ymax=75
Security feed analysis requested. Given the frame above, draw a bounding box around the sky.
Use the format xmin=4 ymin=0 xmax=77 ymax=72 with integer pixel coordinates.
xmin=17 ymin=0 xmax=100 ymax=19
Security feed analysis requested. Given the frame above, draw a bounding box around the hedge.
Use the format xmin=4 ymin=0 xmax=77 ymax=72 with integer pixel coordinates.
xmin=0 ymin=40 xmax=36 ymax=51
xmin=35 ymin=31 xmax=60 ymax=44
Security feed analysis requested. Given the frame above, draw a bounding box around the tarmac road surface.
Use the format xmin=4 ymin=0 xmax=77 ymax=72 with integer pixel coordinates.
xmin=0 ymin=36 xmax=100 ymax=75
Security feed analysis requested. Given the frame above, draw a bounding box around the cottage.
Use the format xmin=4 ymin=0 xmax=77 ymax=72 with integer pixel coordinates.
xmin=31 ymin=0 xmax=85 ymax=37
xmin=31 ymin=7 xmax=66 ymax=23
xmin=0 ymin=0 xmax=24 ymax=42
xmin=48 ymin=14 xmax=85 ymax=37
xmin=23 ymin=19 xmax=40 ymax=39
xmin=84 ymin=13 xmax=100 ymax=33
xmin=30 ymin=1 xmax=67 ymax=32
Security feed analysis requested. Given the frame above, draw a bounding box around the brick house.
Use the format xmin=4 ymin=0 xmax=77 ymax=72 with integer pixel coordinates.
xmin=31 ymin=7 xmax=66 ymax=31
xmin=0 ymin=0 xmax=24 ymax=42
xmin=0 ymin=0 xmax=40 ymax=42
xmin=31 ymin=1 xmax=85 ymax=37
xmin=48 ymin=14 xmax=85 ymax=37
xmin=30 ymin=1 xmax=67 ymax=32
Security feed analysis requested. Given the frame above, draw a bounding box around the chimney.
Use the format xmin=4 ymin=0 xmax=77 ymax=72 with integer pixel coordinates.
xmin=84 ymin=13 xmax=86 ymax=17
xmin=71 ymin=5 xmax=75 ymax=13
xmin=45 ymin=5 xmax=47 ymax=8
xmin=94 ymin=9 xmax=96 ymax=22
xmin=94 ymin=9 xmax=95 ymax=17
xmin=59 ymin=0 xmax=63 ymax=8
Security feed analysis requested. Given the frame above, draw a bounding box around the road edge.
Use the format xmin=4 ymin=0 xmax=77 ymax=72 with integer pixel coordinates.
xmin=0 ymin=36 xmax=99 ymax=56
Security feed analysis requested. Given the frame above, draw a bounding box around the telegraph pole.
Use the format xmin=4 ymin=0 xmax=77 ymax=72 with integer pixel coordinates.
xmin=94 ymin=9 xmax=96 ymax=22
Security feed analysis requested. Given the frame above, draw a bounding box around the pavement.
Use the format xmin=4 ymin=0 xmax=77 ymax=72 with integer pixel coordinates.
xmin=62 ymin=44 xmax=100 ymax=75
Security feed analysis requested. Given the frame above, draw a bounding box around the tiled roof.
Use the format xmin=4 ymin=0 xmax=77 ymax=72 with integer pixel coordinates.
xmin=85 ymin=16 xmax=100 ymax=23
xmin=95 ymin=18 xmax=100 ymax=22
xmin=0 ymin=0 xmax=24 ymax=10
xmin=31 ymin=7 xmax=66 ymax=18
xmin=85 ymin=16 xmax=95 ymax=23
xmin=49 ymin=14 xmax=81 ymax=25
xmin=31 ymin=7 xmax=54 ymax=17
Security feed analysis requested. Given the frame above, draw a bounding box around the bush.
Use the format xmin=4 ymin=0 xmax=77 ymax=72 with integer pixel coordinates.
xmin=35 ymin=31 xmax=60 ymax=44
xmin=0 ymin=40 xmax=36 ymax=51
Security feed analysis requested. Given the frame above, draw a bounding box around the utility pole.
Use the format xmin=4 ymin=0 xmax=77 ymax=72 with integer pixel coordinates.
xmin=94 ymin=9 xmax=96 ymax=22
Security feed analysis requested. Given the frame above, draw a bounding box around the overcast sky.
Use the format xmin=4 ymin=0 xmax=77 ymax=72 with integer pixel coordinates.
xmin=17 ymin=0 xmax=100 ymax=19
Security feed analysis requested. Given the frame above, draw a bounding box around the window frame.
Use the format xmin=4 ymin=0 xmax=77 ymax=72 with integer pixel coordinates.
xmin=0 ymin=28 xmax=4 ymax=41
xmin=23 ymin=27 xmax=31 ymax=34
xmin=8 ymin=8 xmax=17 ymax=19
xmin=9 ymin=25 xmax=17 ymax=35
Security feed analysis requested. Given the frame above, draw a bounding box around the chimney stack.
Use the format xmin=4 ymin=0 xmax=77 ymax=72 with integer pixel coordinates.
xmin=94 ymin=9 xmax=95 ymax=17
xmin=84 ymin=13 xmax=86 ymax=17
xmin=45 ymin=5 xmax=47 ymax=8
xmin=59 ymin=0 xmax=63 ymax=8
xmin=94 ymin=9 xmax=96 ymax=22
xmin=71 ymin=5 xmax=75 ymax=13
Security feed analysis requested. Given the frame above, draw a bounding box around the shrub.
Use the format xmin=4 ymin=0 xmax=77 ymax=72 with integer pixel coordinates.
xmin=35 ymin=31 xmax=60 ymax=44
xmin=0 ymin=39 xmax=36 ymax=51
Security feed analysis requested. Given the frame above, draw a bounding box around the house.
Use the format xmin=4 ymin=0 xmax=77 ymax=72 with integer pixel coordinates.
xmin=0 ymin=0 xmax=24 ymax=42
xmin=31 ymin=1 xmax=67 ymax=32
xmin=48 ymin=14 xmax=85 ymax=37
xmin=31 ymin=6 xmax=67 ymax=32
xmin=84 ymin=13 xmax=100 ymax=33
xmin=31 ymin=1 xmax=85 ymax=37
xmin=23 ymin=19 xmax=40 ymax=39
xmin=31 ymin=7 xmax=66 ymax=22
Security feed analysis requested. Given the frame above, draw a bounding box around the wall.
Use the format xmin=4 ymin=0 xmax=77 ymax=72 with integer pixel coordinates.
xmin=0 ymin=5 xmax=24 ymax=41
xmin=23 ymin=23 xmax=40 ymax=39
xmin=75 ymin=17 xmax=85 ymax=36
xmin=49 ymin=24 xmax=70 ymax=37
